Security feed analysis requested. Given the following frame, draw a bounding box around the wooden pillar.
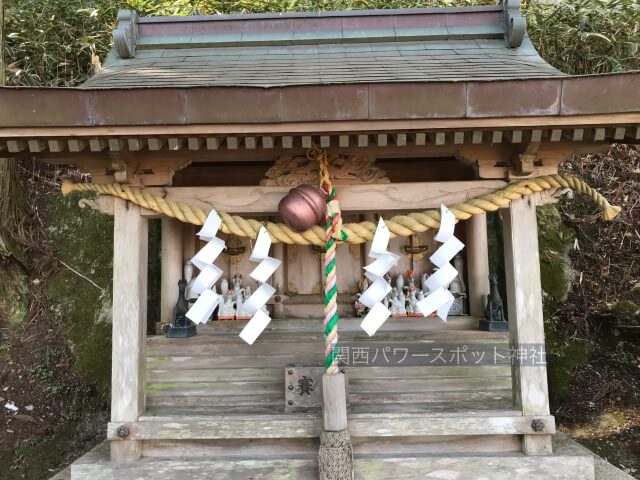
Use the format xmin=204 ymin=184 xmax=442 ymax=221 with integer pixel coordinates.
xmin=111 ymin=199 xmax=148 ymax=462
xmin=502 ymin=197 xmax=552 ymax=456
xmin=466 ymin=213 xmax=490 ymax=317
xmin=161 ymin=218 xmax=183 ymax=326
xmin=271 ymin=242 xmax=286 ymax=319
xmin=182 ymin=222 xmax=196 ymax=263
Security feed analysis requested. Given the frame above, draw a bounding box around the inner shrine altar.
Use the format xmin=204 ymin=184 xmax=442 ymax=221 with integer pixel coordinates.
xmin=1 ymin=3 xmax=639 ymax=479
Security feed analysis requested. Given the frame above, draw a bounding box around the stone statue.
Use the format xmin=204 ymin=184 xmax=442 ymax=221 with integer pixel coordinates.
xmin=485 ymin=273 xmax=506 ymax=323
xmin=219 ymin=294 xmax=236 ymax=320
xmin=184 ymin=262 xmax=198 ymax=301
xmin=354 ymin=276 xmax=370 ymax=317
xmin=232 ymin=274 xmax=245 ymax=303
xmin=390 ymin=287 xmax=406 ymax=316
xmin=421 ymin=272 xmax=431 ymax=295
xmin=220 ymin=278 xmax=229 ymax=301
xmin=448 ymin=254 xmax=468 ymax=315
xmin=236 ymin=285 xmax=252 ymax=319
xmin=165 ymin=277 xmax=197 ymax=337
xmin=407 ymin=289 xmax=420 ymax=316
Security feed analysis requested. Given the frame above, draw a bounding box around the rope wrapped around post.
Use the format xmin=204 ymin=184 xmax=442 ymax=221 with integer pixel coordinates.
xmin=312 ymin=145 xmax=347 ymax=375
xmin=61 ymin=174 xmax=621 ymax=247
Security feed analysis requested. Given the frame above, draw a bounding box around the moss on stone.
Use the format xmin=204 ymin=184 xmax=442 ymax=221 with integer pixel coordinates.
xmin=547 ymin=338 xmax=592 ymax=405
xmin=611 ymin=300 xmax=639 ymax=323
xmin=41 ymin=192 xmax=114 ymax=397
xmin=537 ymin=205 xmax=575 ymax=303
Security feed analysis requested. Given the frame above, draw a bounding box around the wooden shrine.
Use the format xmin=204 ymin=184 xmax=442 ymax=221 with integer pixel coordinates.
xmin=1 ymin=3 xmax=639 ymax=479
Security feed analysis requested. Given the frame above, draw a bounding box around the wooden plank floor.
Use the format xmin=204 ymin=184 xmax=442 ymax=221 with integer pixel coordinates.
xmin=145 ymin=317 xmax=513 ymax=414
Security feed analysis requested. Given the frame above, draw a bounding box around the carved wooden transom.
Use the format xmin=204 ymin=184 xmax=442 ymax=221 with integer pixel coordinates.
xmin=260 ymin=154 xmax=390 ymax=186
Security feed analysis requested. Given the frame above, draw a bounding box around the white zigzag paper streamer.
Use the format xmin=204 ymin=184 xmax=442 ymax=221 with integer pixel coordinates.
xmin=239 ymin=227 xmax=282 ymax=345
xmin=360 ymin=218 xmax=400 ymax=336
xmin=186 ymin=210 xmax=225 ymax=325
xmin=416 ymin=205 xmax=465 ymax=321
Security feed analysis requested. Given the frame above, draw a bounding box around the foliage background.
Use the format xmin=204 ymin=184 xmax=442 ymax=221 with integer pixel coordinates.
xmin=4 ymin=0 xmax=639 ymax=87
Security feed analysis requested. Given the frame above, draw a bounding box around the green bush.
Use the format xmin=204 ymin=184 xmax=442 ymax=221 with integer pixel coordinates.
xmin=6 ymin=0 xmax=637 ymax=87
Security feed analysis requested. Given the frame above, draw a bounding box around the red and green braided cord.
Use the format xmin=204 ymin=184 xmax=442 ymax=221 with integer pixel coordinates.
xmin=322 ymin=186 xmax=347 ymax=374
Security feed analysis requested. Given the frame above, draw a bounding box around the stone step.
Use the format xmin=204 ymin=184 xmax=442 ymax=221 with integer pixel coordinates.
xmin=70 ymin=436 xmax=595 ymax=480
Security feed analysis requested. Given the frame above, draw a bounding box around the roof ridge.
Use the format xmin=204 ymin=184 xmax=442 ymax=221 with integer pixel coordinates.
xmin=112 ymin=2 xmax=526 ymax=60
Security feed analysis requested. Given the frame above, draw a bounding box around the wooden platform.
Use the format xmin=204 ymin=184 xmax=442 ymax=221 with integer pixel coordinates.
xmin=84 ymin=317 xmax=572 ymax=478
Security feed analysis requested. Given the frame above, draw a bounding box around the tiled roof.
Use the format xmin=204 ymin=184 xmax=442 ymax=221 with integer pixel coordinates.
xmin=81 ymin=5 xmax=564 ymax=89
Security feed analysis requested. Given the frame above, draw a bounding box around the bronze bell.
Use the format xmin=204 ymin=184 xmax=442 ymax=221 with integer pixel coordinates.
xmin=278 ymin=184 xmax=326 ymax=232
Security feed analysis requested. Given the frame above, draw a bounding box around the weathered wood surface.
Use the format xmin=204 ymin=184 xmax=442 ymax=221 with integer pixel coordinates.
xmin=70 ymin=438 xmax=596 ymax=480
xmin=322 ymin=373 xmax=348 ymax=431
xmin=145 ymin=180 xmax=507 ymax=214
xmin=107 ymin=412 xmax=554 ymax=441
xmin=502 ymin=197 xmax=552 ymax=456
xmin=111 ymin=199 xmax=148 ymax=461
xmin=465 ymin=213 xmax=490 ymax=317
xmin=194 ymin=316 xmax=483 ymax=334
xmin=147 ymin=365 xmax=511 ymax=382
xmin=160 ymin=218 xmax=182 ymax=326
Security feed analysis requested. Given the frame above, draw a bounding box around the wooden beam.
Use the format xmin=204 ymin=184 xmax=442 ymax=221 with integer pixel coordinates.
xmin=111 ymin=199 xmax=148 ymax=462
xmin=146 ymin=180 xmax=506 ymax=215
xmin=514 ymin=142 xmax=540 ymax=175
xmin=413 ymin=132 xmax=426 ymax=146
xmin=7 ymin=140 xmax=26 ymax=153
xmin=491 ymin=131 xmax=503 ymax=144
xmin=301 ymin=136 xmax=312 ymax=149
xmin=502 ymin=197 xmax=552 ymax=456
xmin=572 ymin=129 xmax=584 ymax=141
xmin=593 ymin=128 xmax=606 ymax=141
xmin=146 ymin=138 xmax=164 ymax=151
xmin=393 ymin=133 xmax=406 ymax=147
xmin=187 ymin=137 xmax=203 ymax=151
xmin=107 ymin=413 xmax=555 ymax=440
xmin=320 ymin=135 xmax=330 ymax=148
xmin=549 ymin=129 xmax=562 ymax=142
xmin=338 ymin=135 xmax=349 ymax=148
xmin=244 ymin=136 xmax=257 ymax=149
xmin=205 ymin=137 xmax=219 ymax=150
xmin=281 ymin=136 xmax=293 ymax=149
xmin=89 ymin=138 xmax=108 ymax=152
xmin=68 ymin=139 xmax=88 ymax=152
xmin=471 ymin=131 xmax=483 ymax=144
xmin=262 ymin=136 xmax=274 ymax=149
xmin=2 ymin=112 xmax=640 ymax=138
xmin=357 ymin=134 xmax=368 ymax=147
xmin=466 ymin=213 xmax=490 ymax=317
xmin=613 ymin=127 xmax=626 ymax=140
xmin=127 ymin=138 xmax=145 ymax=152
xmin=168 ymin=137 xmax=184 ymax=151
xmin=108 ymin=138 xmax=124 ymax=152
xmin=453 ymin=131 xmax=465 ymax=145
xmin=47 ymin=140 xmax=67 ymax=153
xmin=376 ymin=133 xmax=388 ymax=147
xmin=27 ymin=139 xmax=46 ymax=153
xmin=161 ymin=218 xmax=182 ymax=328
xmin=505 ymin=130 xmax=523 ymax=144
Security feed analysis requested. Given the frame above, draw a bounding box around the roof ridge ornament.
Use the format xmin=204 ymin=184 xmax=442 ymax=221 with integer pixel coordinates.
xmin=501 ymin=0 xmax=526 ymax=48
xmin=113 ymin=10 xmax=139 ymax=59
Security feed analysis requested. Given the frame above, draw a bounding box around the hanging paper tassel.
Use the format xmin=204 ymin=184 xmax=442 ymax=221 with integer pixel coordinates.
xmin=186 ymin=210 xmax=226 ymax=325
xmin=359 ymin=218 xmax=400 ymax=336
xmin=238 ymin=226 xmax=282 ymax=345
xmin=416 ymin=205 xmax=465 ymax=321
